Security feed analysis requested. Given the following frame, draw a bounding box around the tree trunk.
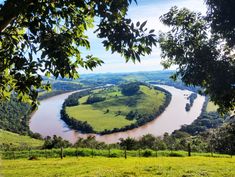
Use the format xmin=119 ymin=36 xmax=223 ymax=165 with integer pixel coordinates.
xmin=60 ymin=147 xmax=63 ymax=159
xmin=188 ymin=143 xmax=191 ymax=157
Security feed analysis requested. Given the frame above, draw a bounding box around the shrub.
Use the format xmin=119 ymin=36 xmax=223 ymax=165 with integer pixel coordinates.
xmin=28 ymin=156 xmax=38 ymax=160
xmin=109 ymin=152 xmax=118 ymax=158
xmin=121 ymin=82 xmax=140 ymax=96
xmin=86 ymin=94 xmax=106 ymax=104
xmin=142 ymin=150 xmax=152 ymax=157
xmin=168 ymin=152 xmax=185 ymax=157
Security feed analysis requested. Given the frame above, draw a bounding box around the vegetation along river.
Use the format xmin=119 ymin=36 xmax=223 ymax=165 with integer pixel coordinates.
xmin=30 ymin=85 xmax=205 ymax=144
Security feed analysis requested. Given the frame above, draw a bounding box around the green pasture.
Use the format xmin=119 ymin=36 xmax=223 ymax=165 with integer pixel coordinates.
xmin=0 ymin=129 xmax=43 ymax=148
xmin=1 ymin=156 xmax=234 ymax=177
xmin=66 ymin=85 xmax=165 ymax=132
xmin=206 ymin=101 xmax=219 ymax=113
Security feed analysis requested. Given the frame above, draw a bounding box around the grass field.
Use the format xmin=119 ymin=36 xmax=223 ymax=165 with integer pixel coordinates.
xmin=206 ymin=101 xmax=219 ymax=113
xmin=66 ymin=85 xmax=165 ymax=132
xmin=0 ymin=129 xmax=43 ymax=148
xmin=1 ymin=156 xmax=235 ymax=177
xmin=1 ymin=148 xmax=231 ymax=160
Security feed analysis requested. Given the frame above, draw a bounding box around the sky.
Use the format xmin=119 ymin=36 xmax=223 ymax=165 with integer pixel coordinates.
xmin=80 ymin=0 xmax=207 ymax=74
xmin=0 ymin=0 xmax=207 ymax=74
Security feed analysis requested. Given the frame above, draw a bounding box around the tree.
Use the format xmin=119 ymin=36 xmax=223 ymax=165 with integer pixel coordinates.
xmin=159 ymin=2 xmax=235 ymax=113
xmin=121 ymin=82 xmax=140 ymax=96
xmin=139 ymin=134 xmax=157 ymax=150
xmin=163 ymin=132 xmax=175 ymax=150
xmin=119 ymin=137 xmax=138 ymax=150
xmin=209 ymin=119 xmax=235 ymax=155
xmin=43 ymin=135 xmax=71 ymax=149
xmin=86 ymin=94 xmax=106 ymax=104
xmin=0 ymin=0 xmax=157 ymax=109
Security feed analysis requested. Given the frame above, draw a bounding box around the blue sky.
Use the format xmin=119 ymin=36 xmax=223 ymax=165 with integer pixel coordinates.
xmin=80 ymin=0 xmax=207 ymax=73
xmin=0 ymin=0 xmax=207 ymax=74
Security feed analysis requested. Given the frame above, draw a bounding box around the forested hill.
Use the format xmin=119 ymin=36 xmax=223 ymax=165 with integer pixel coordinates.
xmin=0 ymin=97 xmax=30 ymax=135
xmin=44 ymin=71 xmax=200 ymax=93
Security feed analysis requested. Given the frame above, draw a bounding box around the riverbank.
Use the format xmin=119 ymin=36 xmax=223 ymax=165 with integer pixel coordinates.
xmin=62 ymin=84 xmax=172 ymax=134
xmin=30 ymin=85 xmax=205 ymax=144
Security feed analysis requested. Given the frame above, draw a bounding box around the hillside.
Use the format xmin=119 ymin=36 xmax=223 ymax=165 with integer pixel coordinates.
xmin=0 ymin=98 xmax=31 ymax=135
xmin=0 ymin=129 xmax=43 ymax=149
xmin=45 ymin=71 xmax=199 ymax=92
xmin=63 ymin=83 xmax=170 ymax=133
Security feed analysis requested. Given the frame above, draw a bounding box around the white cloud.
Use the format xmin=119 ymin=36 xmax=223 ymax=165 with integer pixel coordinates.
xmin=80 ymin=0 xmax=207 ymax=74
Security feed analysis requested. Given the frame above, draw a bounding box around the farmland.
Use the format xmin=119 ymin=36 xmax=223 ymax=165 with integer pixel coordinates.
xmin=65 ymin=85 xmax=166 ymax=132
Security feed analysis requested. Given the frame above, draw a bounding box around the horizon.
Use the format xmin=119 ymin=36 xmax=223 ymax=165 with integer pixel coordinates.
xmin=79 ymin=69 xmax=175 ymax=76
xmin=41 ymin=70 xmax=175 ymax=78
xmin=78 ymin=0 xmax=206 ymax=74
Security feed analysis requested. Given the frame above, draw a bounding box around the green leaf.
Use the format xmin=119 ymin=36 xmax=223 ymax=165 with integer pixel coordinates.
xmin=136 ymin=21 xmax=140 ymax=27
xmin=140 ymin=21 xmax=147 ymax=30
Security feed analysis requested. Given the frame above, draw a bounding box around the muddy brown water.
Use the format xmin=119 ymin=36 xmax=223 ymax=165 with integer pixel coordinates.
xmin=30 ymin=85 xmax=205 ymax=144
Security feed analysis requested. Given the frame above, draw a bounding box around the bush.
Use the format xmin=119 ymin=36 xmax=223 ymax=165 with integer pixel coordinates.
xmin=109 ymin=152 xmax=118 ymax=158
xmin=86 ymin=94 xmax=106 ymax=104
xmin=76 ymin=150 xmax=86 ymax=156
xmin=121 ymin=82 xmax=140 ymax=96
xmin=142 ymin=150 xmax=152 ymax=157
xmin=168 ymin=152 xmax=185 ymax=157
xmin=28 ymin=156 xmax=38 ymax=160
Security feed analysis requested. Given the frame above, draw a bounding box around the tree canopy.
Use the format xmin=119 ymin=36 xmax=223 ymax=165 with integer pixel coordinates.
xmin=159 ymin=0 xmax=235 ymax=113
xmin=121 ymin=82 xmax=140 ymax=96
xmin=0 ymin=0 xmax=157 ymax=109
xmin=1 ymin=0 xmax=234 ymax=113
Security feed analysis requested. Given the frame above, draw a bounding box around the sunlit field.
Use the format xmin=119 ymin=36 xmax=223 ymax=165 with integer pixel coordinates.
xmin=2 ymin=156 xmax=235 ymax=177
xmin=66 ymin=86 xmax=165 ymax=132
xmin=0 ymin=129 xmax=43 ymax=148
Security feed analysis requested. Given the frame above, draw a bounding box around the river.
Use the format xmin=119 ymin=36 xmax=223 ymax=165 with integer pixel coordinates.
xmin=30 ymin=85 xmax=205 ymax=144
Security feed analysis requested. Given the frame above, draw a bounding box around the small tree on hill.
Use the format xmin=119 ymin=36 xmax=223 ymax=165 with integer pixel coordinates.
xmin=121 ymin=82 xmax=140 ymax=96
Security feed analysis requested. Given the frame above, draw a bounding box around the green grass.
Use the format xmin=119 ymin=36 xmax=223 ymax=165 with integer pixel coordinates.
xmin=0 ymin=129 xmax=43 ymax=148
xmin=206 ymin=101 xmax=234 ymax=115
xmin=66 ymin=104 xmax=134 ymax=132
xmin=0 ymin=148 xmax=230 ymax=159
xmin=1 ymin=156 xmax=235 ymax=177
xmin=1 ymin=148 xmax=231 ymax=160
xmin=66 ymin=85 xmax=165 ymax=132
xmin=206 ymin=101 xmax=219 ymax=113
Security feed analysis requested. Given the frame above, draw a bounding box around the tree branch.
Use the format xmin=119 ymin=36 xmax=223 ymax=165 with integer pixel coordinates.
xmin=0 ymin=0 xmax=32 ymax=32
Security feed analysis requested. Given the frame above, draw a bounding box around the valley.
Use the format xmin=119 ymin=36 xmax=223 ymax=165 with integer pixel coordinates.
xmin=29 ymin=84 xmax=205 ymax=144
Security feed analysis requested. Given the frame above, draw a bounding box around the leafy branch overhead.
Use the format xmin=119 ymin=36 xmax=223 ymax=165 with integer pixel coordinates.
xmin=159 ymin=4 xmax=235 ymax=113
xmin=0 ymin=0 xmax=157 ymax=109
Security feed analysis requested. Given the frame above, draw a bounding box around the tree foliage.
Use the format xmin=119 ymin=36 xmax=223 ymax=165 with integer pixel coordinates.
xmin=74 ymin=136 xmax=106 ymax=149
xmin=159 ymin=3 xmax=235 ymax=113
xmin=121 ymin=82 xmax=140 ymax=96
xmin=43 ymin=135 xmax=71 ymax=149
xmin=0 ymin=0 xmax=157 ymax=109
xmin=0 ymin=97 xmax=30 ymax=134
xmin=119 ymin=137 xmax=138 ymax=150
xmin=86 ymin=94 xmax=106 ymax=104
xmin=210 ymin=119 xmax=235 ymax=155
xmin=206 ymin=0 xmax=235 ymax=47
